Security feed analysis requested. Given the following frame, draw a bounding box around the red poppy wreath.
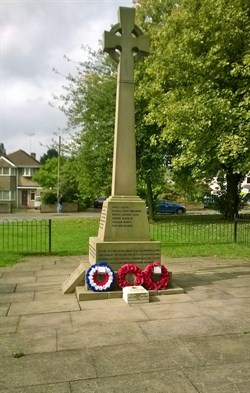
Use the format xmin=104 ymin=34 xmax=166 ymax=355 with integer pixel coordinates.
xmin=143 ymin=262 xmax=170 ymax=290
xmin=117 ymin=263 xmax=144 ymax=288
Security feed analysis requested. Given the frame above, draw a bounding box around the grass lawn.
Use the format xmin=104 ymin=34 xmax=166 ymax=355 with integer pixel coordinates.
xmin=0 ymin=216 xmax=249 ymax=267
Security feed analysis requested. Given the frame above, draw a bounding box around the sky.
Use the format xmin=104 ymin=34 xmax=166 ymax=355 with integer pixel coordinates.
xmin=1 ymin=0 xmax=134 ymax=159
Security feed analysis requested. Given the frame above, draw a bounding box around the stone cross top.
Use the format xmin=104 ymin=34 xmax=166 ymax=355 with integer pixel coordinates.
xmin=103 ymin=7 xmax=149 ymax=196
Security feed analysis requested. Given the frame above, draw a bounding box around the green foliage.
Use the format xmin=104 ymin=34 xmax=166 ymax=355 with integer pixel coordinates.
xmin=12 ymin=350 xmax=25 ymax=358
xmin=34 ymin=155 xmax=79 ymax=202
xmin=56 ymin=47 xmax=168 ymax=203
xmin=42 ymin=191 xmax=57 ymax=204
xmin=40 ymin=148 xmax=58 ymax=164
xmin=58 ymin=49 xmax=115 ymax=199
xmin=136 ymin=0 xmax=250 ymax=217
xmin=33 ymin=157 xmax=58 ymax=191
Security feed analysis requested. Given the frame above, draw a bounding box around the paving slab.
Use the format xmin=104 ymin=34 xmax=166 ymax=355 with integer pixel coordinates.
xmin=90 ymin=340 xmax=199 ymax=378
xmin=0 ymin=330 xmax=56 ymax=357
xmin=195 ymin=297 xmax=250 ymax=315
xmin=222 ymin=286 xmax=250 ymax=297
xmin=71 ymin=306 xmax=148 ymax=326
xmin=147 ymin=292 xmax=194 ymax=303
xmin=70 ymin=369 xmax=198 ymax=393
xmin=0 ymin=291 xmax=34 ymax=304
xmin=186 ymin=286 xmax=233 ymax=301
xmin=0 ymin=283 xmax=16 ymax=293
xmin=57 ymin=322 xmax=148 ymax=351
xmin=0 ymin=382 xmax=70 ymax=393
xmin=15 ymin=282 xmax=61 ymax=292
xmin=18 ymin=312 xmax=72 ymax=332
xmin=2 ymin=271 xmax=35 ymax=278
xmin=184 ymin=361 xmax=250 ymax=393
xmin=36 ymin=274 xmax=69 ymax=283
xmin=8 ymin=297 xmax=80 ymax=316
xmin=35 ymin=268 xmax=75 ymax=277
xmin=0 ymin=349 xmax=96 ymax=390
xmin=181 ymin=333 xmax=250 ymax=366
xmin=34 ymin=289 xmax=70 ymax=301
xmin=4 ymin=264 xmax=43 ymax=272
xmin=0 ymin=303 xmax=9 ymax=317
xmin=79 ymin=298 xmax=128 ymax=310
xmin=0 ymin=316 xmax=19 ymax=333
xmin=138 ymin=316 xmax=231 ymax=339
xmin=140 ymin=301 xmax=203 ymax=320
xmin=0 ymin=275 xmax=36 ymax=284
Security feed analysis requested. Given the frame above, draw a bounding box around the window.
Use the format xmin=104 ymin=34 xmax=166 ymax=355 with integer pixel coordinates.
xmin=30 ymin=191 xmax=35 ymax=201
xmin=23 ymin=168 xmax=34 ymax=177
xmin=0 ymin=191 xmax=15 ymax=200
xmin=247 ymin=177 xmax=250 ymax=184
xmin=0 ymin=167 xmax=16 ymax=175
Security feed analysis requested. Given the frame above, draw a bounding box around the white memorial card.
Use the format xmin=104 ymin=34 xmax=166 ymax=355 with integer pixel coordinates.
xmin=153 ymin=266 xmax=162 ymax=274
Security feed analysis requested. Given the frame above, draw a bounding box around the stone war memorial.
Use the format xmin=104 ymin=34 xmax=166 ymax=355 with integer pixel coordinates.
xmin=89 ymin=6 xmax=161 ymax=270
xmin=62 ymin=7 xmax=183 ymax=299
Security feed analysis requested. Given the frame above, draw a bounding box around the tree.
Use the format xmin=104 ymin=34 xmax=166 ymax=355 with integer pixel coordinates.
xmin=0 ymin=143 xmax=6 ymax=156
xmin=40 ymin=148 xmax=58 ymax=164
xmin=137 ymin=0 xmax=250 ymax=217
xmin=33 ymin=157 xmax=58 ymax=191
xmin=55 ymin=49 xmax=116 ymax=200
xmin=56 ymin=47 xmax=168 ymax=209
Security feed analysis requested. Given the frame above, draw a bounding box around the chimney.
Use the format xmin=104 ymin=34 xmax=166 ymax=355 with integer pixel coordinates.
xmin=31 ymin=152 xmax=36 ymax=160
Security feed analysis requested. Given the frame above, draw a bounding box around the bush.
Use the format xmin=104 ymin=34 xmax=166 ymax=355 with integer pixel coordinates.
xmin=41 ymin=192 xmax=57 ymax=204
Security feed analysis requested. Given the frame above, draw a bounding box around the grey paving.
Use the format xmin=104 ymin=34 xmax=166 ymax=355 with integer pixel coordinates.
xmin=0 ymin=255 xmax=249 ymax=392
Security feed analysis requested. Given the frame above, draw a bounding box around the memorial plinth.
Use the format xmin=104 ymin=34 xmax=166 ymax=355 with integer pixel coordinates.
xmin=89 ymin=7 xmax=161 ymax=270
xmin=89 ymin=196 xmax=160 ymax=269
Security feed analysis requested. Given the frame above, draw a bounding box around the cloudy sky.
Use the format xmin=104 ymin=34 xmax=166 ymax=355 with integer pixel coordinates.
xmin=1 ymin=0 xmax=134 ymax=159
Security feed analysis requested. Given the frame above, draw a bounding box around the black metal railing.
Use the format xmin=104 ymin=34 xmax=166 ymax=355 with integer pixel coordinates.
xmin=0 ymin=219 xmax=51 ymax=254
xmin=150 ymin=216 xmax=250 ymax=246
xmin=0 ymin=215 xmax=249 ymax=256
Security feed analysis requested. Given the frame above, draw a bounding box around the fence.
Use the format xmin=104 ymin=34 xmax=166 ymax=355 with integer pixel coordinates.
xmin=0 ymin=219 xmax=51 ymax=254
xmin=0 ymin=216 xmax=249 ymax=255
xmin=150 ymin=216 xmax=250 ymax=245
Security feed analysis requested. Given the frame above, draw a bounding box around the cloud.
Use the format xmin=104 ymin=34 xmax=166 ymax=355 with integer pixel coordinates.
xmin=1 ymin=0 xmax=133 ymax=159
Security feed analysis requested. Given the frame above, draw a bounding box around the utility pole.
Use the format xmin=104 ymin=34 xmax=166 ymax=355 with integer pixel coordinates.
xmin=57 ymin=135 xmax=61 ymax=200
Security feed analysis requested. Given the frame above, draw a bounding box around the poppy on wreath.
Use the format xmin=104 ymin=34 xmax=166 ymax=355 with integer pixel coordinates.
xmin=143 ymin=262 xmax=170 ymax=290
xmin=117 ymin=263 xmax=144 ymax=288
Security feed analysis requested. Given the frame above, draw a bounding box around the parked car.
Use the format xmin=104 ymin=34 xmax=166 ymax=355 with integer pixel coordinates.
xmin=93 ymin=196 xmax=107 ymax=208
xmin=150 ymin=200 xmax=186 ymax=215
xmin=34 ymin=195 xmax=41 ymax=209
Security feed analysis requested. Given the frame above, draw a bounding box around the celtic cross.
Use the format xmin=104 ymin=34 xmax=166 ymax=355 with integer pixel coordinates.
xmin=103 ymin=7 xmax=149 ymax=196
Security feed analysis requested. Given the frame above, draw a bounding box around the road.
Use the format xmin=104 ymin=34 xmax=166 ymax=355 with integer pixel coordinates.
xmin=0 ymin=209 xmax=101 ymax=221
xmin=1 ymin=208 xmax=249 ymax=221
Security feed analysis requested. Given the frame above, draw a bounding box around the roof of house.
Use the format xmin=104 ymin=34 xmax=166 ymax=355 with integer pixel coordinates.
xmin=0 ymin=155 xmax=16 ymax=167
xmin=7 ymin=150 xmax=40 ymax=167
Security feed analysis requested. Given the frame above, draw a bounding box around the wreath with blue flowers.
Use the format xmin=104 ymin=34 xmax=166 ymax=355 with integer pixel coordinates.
xmin=86 ymin=261 xmax=115 ymax=292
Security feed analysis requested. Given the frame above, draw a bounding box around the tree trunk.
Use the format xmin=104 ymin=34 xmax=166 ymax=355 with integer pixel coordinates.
xmin=145 ymin=174 xmax=155 ymax=221
xmin=224 ymin=170 xmax=242 ymax=219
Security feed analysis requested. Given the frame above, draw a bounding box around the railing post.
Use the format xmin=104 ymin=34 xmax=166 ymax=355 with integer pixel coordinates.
xmin=48 ymin=219 xmax=52 ymax=253
xmin=234 ymin=214 xmax=238 ymax=243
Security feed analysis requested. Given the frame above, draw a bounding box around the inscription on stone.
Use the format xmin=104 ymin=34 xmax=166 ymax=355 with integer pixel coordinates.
xmin=99 ymin=206 xmax=107 ymax=230
xmin=111 ymin=205 xmax=141 ymax=228
xmin=90 ymin=243 xmax=160 ymax=265
xmin=123 ymin=285 xmax=149 ymax=304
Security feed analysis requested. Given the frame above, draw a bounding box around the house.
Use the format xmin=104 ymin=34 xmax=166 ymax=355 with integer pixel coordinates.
xmin=0 ymin=150 xmax=42 ymax=209
xmin=209 ymin=171 xmax=250 ymax=196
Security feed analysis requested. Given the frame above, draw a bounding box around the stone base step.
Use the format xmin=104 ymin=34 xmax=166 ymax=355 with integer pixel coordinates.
xmin=75 ymin=284 xmax=184 ymax=301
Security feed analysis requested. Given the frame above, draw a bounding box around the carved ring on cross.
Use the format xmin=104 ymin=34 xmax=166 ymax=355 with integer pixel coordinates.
xmin=104 ymin=23 xmax=147 ymax=63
